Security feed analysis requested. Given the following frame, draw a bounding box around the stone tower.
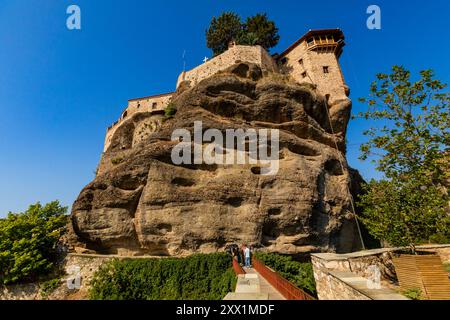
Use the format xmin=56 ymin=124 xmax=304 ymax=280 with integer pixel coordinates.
xmin=278 ymin=29 xmax=349 ymax=106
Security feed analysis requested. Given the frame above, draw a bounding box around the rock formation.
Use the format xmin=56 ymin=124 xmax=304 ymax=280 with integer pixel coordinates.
xmin=68 ymin=63 xmax=364 ymax=256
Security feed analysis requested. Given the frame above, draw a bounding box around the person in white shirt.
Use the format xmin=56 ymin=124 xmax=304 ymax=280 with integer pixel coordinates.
xmin=244 ymin=245 xmax=251 ymax=268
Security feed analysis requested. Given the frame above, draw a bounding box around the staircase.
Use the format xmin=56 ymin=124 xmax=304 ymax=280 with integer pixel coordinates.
xmin=224 ymin=268 xmax=286 ymax=300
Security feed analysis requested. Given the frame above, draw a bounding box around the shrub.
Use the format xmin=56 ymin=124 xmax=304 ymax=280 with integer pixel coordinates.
xmin=0 ymin=201 xmax=68 ymax=285
xmin=111 ymin=157 xmax=124 ymax=165
xmin=40 ymin=277 xmax=62 ymax=300
xmin=253 ymin=252 xmax=317 ymax=297
xmin=164 ymin=102 xmax=177 ymax=119
xmin=403 ymin=288 xmax=423 ymax=300
xmin=89 ymin=253 xmax=236 ymax=300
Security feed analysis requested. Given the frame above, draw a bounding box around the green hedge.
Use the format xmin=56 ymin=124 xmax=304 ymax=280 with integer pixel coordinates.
xmin=253 ymin=252 xmax=317 ymax=297
xmin=89 ymin=253 xmax=236 ymax=300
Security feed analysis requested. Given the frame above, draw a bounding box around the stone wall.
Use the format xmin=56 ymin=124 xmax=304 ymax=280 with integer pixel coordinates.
xmin=280 ymin=41 xmax=348 ymax=106
xmin=176 ymin=45 xmax=278 ymax=88
xmin=0 ymin=253 xmax=167 ymax=300
xmin=311 ymin=245 xmax=450 ymax=300
xmin=104 ymin=93 xmax=172 ymax=152
xmin=312 ymin=267 xmax=371 ymax=300
xmin=418 ymin=245 xmax=450 ymax=263
xmin=0 ymin=254 xmax=113 ymax=300
xmin=0 ymin=283 xmax=41 ymax=300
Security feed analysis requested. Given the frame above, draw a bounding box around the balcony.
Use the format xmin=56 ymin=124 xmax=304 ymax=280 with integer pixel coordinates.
xmin=306 ymin=35 xmax=344 ymax=56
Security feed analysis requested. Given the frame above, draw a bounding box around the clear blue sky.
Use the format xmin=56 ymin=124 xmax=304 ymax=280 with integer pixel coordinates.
xmin=1 ymin=0 xmax=449 ymax=216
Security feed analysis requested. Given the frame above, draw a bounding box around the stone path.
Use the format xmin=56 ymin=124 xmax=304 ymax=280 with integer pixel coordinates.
xmin=223 ymin=267 xmax=286 ymax=300
xmin=246 ymin=268 xmax=286 ymax=300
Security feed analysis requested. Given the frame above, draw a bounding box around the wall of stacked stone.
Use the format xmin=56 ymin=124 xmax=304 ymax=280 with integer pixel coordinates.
xmin=280 ymin=41 xmax=348 ymax=106
xmin=0 ymin=254 xmax=120 ymax=300
xmin=0 ymin=254 xmax=166 ymax=300
xmin=0 ymin=283 xmax=41 ymax=300
xmin=312 ymin=261 xmax=371 ymax=300
xmin=311 ymin=245 xmax=450 ymax=300
xmin=126 ymin=94 xmax=172 ymax=119
xmin=104 ymin=94 xmax=172 ymax=152
xmin=418 ymin=246 xmax=450 ymax=263
xmin=176 ymin=45 xmax=278 ymax=88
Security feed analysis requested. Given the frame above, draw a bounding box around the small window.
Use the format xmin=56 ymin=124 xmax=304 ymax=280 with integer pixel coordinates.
xmin=152 ymin=102 xmax=157 ymax=109
xmin=137 ymin=103 xmax=141 ymax=108
xmin=298 ymin=59 xmax=303 ymax=66
xmin=301 ymin=71 xmax=307 ymax=78
xmin=280 ymin=57 xmax=288 ymax=65
xmin=323 ymin=66 xmax=329 ymax=74
xmin=122 ymin=111 xmax=128 ymax=119
xmin=307 ymin=38 xmax=314 ymax=45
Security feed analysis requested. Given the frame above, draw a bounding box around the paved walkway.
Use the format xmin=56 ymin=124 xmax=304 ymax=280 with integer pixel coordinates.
xmin=223 ymin=267 xmax=286 ymax=300
xmin=245 ymin=268 xmax=286 ymax=300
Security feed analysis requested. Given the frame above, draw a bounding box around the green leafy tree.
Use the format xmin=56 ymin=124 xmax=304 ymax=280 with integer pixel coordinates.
xmin=0 ymin=201 xmax=68 ymax=284
xmin=206 ymin=12 xmax=280 ymax=56
xmin=241 ymin=13 xmax=280 ymax=50
xmin=356 ymin=66 xmax=449 ymax=247
xmin=206 ymin=12 xmax=243 ymax=56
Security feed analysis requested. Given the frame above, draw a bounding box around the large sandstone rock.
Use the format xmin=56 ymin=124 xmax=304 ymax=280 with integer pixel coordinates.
xmin=68 ymin=63 xmax=364 ymax=256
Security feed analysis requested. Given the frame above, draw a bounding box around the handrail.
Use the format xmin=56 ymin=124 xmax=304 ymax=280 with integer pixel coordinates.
xmin=232 ymin=257 xmax=245 ymax=275
xmin=252 ymin=258 xmax=316 ymax=300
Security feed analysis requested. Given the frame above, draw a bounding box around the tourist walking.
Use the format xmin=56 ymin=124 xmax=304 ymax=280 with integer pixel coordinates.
xmin=240 ymin=244 xmax=246 ymax=266
xmin=244 ymin=245 xmax=251 ymax=268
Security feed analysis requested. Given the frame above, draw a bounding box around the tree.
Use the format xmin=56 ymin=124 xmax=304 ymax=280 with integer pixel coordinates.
xmin=206 ymin=12 xmax=280 ymax=56
xmin=0 ymin=201 xmax=68 ymax=284
xmin=206 ymin=12 xmax=243 ymax=56
xmin=241 ymin=14 xmax=280 ymax=50
xmin=356 ymin=66 xmax=449 ymax=247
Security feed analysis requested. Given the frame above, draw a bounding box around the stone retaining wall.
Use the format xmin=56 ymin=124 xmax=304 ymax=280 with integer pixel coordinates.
xmin=311 ymin=245 xmax=450 ymax=300
xmin=176 ymin=45 xmax=278 ymax=88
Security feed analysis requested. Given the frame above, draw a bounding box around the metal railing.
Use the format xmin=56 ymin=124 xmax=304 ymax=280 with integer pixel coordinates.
xmin=232 ymin=257 xmax=245 ymax=275
xmin=253 ymin=258 xmax=316 ymax=300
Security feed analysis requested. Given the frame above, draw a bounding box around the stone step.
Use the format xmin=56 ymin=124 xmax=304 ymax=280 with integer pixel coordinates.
xmin=235 ymin=274 xmax=261 ymax=294
xmin=223 ymin=292 xmax=269 ymax=300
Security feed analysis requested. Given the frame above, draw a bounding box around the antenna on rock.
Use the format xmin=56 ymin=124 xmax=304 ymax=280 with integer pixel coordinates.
xmin=182 ymin=50 xmax=186 ymax=72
